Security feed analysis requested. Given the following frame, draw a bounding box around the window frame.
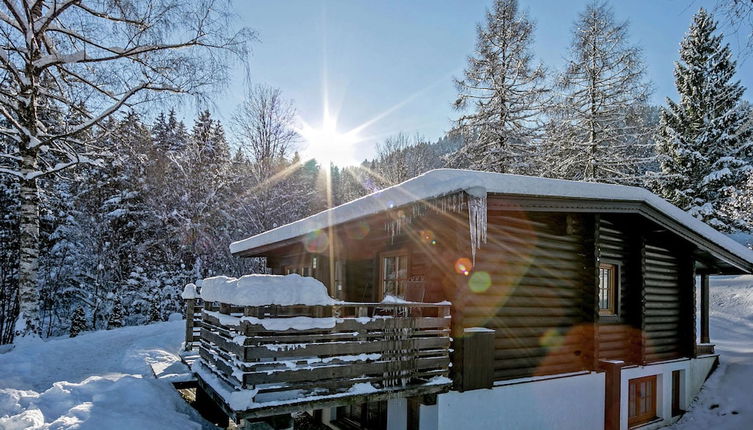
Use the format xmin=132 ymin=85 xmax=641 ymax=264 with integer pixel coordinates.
xmin=628 ymin=375 xmax=658 ymax=428
xmin=378 ymin=249 xmax=410 ymax=300
xmin=598 ymin=262 xmax=619 ymax=317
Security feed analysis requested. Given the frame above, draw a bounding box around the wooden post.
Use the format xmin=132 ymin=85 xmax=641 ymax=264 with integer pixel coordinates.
xmin=461 ymin=327 xmax=495 ymax=391
xmin=600 ymin=360 xmax=624 ymax=430
xmin=700 ymin=273 xmax=710 ymax=344
xmin=185 ymin=298 xmax=195 ymax=351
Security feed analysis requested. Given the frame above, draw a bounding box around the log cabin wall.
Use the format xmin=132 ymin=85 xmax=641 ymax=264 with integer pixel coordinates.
xmin=263 ymin=207 xmax=463 ymax=304
xmin=642 ymin=238 xmax=689 ymax=362
xmin=460 ymin=206 xmax=594 ymax=382
xmin=597 ymin=216 xmax=641 ymax=364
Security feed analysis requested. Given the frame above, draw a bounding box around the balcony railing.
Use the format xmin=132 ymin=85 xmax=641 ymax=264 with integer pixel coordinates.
xmin=187 ymin=299 xmax=452 ymax=420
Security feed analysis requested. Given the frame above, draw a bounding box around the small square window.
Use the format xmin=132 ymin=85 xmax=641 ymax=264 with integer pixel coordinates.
xmin=599 ymin=263 xmax=618 ymax=316
xmin=628 ymin=375 xmax=658 ymax=427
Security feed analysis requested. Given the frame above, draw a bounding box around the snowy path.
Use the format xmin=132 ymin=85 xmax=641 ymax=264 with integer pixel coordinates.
xmin=0 ymin=320 xmax=209 ymax=430
xmin=670 ymin=275 xmax=753 ymax=429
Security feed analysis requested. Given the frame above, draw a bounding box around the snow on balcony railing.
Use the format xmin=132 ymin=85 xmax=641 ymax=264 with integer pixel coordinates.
xmin=184 ymin=274 xmax=451 ymax=419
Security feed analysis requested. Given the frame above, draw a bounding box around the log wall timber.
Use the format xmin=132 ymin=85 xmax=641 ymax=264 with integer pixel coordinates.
xmin=461 ymin=208 xmax=592 ymax=381
xmin=642 ymin=241 xmax=685 ymax=362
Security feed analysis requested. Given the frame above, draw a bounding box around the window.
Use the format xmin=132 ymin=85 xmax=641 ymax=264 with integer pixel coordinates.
xmin=380 ymin=251 xmax=409 ymax=299
xmin=628 ymin=375 xmax=657 ymax=427
xmin=599 ymin=263 xmax=618 ymax=316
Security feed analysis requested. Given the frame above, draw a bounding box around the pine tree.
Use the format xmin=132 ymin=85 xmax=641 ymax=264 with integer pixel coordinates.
xmin=452 ymin=0 xmax=548 ymax=174
xmin=148 ymin=296 xmax=162 ymax=323
xmin=546 ymin=2 xmax=653 ymax=183
xmin=108 ymin=297 xmax=124 ymax=330
xmin=69 ymin=306 xmax=87 ymax=338
xmin=654 ymin=8 xmax=753 ymax=231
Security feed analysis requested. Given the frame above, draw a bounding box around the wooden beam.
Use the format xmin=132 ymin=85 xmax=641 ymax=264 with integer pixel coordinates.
xmin=700 ymin=273 xmax=710 ymax=344
xmin=600 ymin=360 xmax=623 ymax=430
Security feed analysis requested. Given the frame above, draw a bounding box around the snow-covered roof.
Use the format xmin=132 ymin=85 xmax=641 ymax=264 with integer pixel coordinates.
xmin=230 ymin=168 xmax=753 ymax=271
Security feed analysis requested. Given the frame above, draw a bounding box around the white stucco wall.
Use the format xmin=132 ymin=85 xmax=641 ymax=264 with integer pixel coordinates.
xmin=387 ymin=398 xmax=407 ymax=430
xmin=688 ymin=355 xmax=717 ymax=399
xmin=430 ymin=372 xmax=605 ymax=430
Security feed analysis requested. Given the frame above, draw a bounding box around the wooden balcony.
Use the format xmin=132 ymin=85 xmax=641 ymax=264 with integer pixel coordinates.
xmin=187 ymin=300 xmax=452 ymax=421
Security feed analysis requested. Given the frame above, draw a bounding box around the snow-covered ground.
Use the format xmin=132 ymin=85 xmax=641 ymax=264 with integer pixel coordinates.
xmin=1 ymin=276 xmax=752 ymax=429
xmin=669 ymin=275 xmax=753 ymax=429
xmin=0 ymin=320 xmax=210 ymax=430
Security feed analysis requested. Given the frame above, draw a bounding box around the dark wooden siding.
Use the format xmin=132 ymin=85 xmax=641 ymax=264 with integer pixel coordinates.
xmin=462 ymin=209 xmax=592 ymax=381
xmin=597 ymin=217 xmax=640 ymax=364
xmin=642 ymin=242 xmax=684 ymax=362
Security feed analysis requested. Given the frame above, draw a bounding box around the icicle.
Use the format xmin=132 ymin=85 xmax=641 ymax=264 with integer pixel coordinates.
xmin=466 ymin=187 xmax=487 ymax=265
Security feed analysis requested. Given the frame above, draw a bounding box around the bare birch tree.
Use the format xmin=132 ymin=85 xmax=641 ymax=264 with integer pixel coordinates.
xmin=231 ymin=85 xmax=297 ymax=182
xmin=0 ymin=0 xmax=252 ymax=338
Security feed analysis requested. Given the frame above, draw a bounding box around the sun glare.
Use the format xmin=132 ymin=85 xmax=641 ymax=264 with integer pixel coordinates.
xmin=297 ymin=113 xmax=362 ymax=167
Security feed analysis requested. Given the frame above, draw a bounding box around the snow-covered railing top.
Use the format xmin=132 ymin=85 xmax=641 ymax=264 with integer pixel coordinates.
xmin=229 ymin=168 xmax=753 ymax=271
xmin=198 ymin=274 xmax=336 ymax=306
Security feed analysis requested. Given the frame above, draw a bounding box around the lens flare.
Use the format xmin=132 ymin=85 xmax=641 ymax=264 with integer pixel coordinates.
xmin=468 ymin=271 xmax=492 ymax=293
xmin=304 ymin=229 xmax=329 ymax=253
xmin=540 ymin=328 xmax=565 ymax=349
xmin=420 ymin=230 xmax=434 ymax=242
xmin=454 ymin=257 xmax=472 ymax=276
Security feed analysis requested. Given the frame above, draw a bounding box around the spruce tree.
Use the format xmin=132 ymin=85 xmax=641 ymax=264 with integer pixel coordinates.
xmin=546 ymin=2 xmax=653 ymax=183
xmin=149 ymin=297 xmax=162 ymax=323
xmin=655 ymin=8 xmax=753 ymax=231
xmin=452 ymin=0 xmax=548 ymax=174
xmin=108 ymin=297 xmax=124 ymax=330
xmin=69 ymin=306 xmax=87 ymax=338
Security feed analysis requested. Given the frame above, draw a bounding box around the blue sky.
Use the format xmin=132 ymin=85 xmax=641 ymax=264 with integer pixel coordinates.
xmin=203 ymin=0 xmax=753 ymax=165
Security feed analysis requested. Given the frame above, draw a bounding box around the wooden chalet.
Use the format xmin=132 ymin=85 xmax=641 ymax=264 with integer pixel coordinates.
xmin=187 ymin=169 xmax=753 ymax=430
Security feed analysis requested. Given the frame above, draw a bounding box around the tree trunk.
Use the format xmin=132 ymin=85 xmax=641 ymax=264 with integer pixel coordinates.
xmin=16 ymin=156 xmax=41 ymax=336
xmin=16 ymin=3 xmax=42 ymax=337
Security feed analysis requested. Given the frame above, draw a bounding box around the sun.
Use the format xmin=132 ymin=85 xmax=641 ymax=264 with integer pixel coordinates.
xmin=296 ymin=112 xmax=362 ymax=167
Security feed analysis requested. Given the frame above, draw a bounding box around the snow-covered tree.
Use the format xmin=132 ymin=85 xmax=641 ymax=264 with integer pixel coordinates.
xmin=229 ymin=85 xmax=311 ymax=233
xmin=546 ymin=2 xmax=653 ymax=183
xmin=69 ymin=306 xmax=87 ymax=338
xmin=107 ymin=296 xmax=124 ymax=330
xmin=452 ymin=0 xmax=548 ymax=174
xmin=148 ymin=295 xmax=162 ymax=323
xmin=0 ymin=151 xmax=19 ymax=343
xmin=152 ymin=110 xmax=189 ymax=153
xmin=0 ymin=0 xmax=251 ymax=339
xmin=373 ymin=133 xmax=435 ymax=186
xmin=654 ymin=8 xmax=753 ymax=231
